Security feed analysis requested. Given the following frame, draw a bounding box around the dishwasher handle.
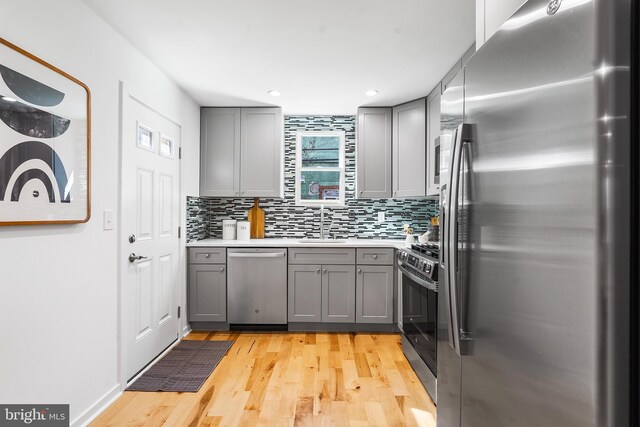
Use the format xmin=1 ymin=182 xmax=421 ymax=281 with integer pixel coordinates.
xmin=228 ymin=252 xmax=286 ymax=258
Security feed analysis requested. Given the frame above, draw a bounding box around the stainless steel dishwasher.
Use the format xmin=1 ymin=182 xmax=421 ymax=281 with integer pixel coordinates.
xmin=227 ymin=248 xmax=287 ymax=325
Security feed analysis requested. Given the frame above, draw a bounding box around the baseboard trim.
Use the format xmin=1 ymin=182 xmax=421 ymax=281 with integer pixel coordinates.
xmin=182 ymin=325 xmax=192 ymax=337
xmin=71 ymin=384 xmax=121 ymax=427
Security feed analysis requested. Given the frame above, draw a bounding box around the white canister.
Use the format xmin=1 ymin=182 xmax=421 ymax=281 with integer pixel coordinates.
xmin=237 ymin=221 xmax=251 ymax=240
xmin=222 ymin=219 xmax=237 ymax=240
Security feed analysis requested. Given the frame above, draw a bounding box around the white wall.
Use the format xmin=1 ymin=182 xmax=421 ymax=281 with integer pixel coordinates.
xmin=476 ymin=0 xmax=526 ymax=47
xmin=0 ymin=0 xmax=200 ymax=425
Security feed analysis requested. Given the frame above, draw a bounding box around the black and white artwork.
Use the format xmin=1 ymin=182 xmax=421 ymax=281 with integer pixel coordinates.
xmin=0 ymin=38 xmax=90 ymax=225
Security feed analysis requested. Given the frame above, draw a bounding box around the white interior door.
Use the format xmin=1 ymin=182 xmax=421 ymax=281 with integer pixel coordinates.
xmin=121 ymin=87 xmax=181 ymax=380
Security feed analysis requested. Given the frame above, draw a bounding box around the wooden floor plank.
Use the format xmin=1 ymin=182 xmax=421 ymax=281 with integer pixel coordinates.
xmin=90 ymin=332 xmax=435 ymax=427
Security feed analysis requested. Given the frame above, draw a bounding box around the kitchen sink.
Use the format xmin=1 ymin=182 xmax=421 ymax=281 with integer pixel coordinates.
xmin=297 ymin=239 xmax=347 ymax=244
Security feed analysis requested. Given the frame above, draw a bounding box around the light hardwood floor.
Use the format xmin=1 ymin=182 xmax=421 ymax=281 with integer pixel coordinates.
xmin=91 ymin=332 xmax=436 ymax=426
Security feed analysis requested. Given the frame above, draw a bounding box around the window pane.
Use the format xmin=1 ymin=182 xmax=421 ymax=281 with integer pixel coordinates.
xmin=137 ymin=124 xmax=153 ymax=150
xmin=160 ymin=135 xmax=174 ymax=158
xmin=300 ymin=135 xmax=340 ymax=167
xmin=300 ymin=170 xmax=341 ymax=201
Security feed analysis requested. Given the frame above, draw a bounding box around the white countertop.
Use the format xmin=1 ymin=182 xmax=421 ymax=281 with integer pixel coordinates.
xmin=187 ymin=238 xmax=411 ymax=249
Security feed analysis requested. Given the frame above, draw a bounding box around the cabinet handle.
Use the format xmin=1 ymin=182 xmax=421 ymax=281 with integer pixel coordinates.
xmin=220 ymin=267 xmax=225 ymax=272
xmin=322 ymin=268 xmax=327 ymax=274
xmin=205 ymin=253 xmax=210 ymax=258
xmin=316 ymin=268 xmax=321 ymax=274
xmin=373 ymin=254 xmax=378 ymax=260
xmin=357 ymin=268 xmax=362 ymax=274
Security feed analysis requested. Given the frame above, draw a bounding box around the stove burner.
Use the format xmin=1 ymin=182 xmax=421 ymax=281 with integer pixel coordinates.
xmin=411 ymin=243 xmax=440 ymax=257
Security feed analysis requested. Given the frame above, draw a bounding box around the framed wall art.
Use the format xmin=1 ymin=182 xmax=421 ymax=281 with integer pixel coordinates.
xmin=0 ymin=37 xmax=91 ymax=225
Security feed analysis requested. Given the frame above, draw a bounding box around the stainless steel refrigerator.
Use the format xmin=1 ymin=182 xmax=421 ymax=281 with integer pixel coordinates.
xmin=437 ymin=0 xmax=636 ymax=426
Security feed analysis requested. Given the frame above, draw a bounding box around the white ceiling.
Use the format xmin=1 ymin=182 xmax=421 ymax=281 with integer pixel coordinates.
xmin=83 ymin=0 xmax=475 ymax=114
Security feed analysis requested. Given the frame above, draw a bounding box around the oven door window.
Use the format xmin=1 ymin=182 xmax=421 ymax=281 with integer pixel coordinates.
xmin=402 ymin=273 xmax=437 ymax=374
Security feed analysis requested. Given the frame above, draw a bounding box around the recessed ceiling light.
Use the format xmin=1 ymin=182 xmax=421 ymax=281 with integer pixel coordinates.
xmin=2 ymin=96 xmax=16 ymax=102
xmin=366 ymin=90 xmax=379 ymax=97
xmin=267 ymin=90 xmax=281 ymax=97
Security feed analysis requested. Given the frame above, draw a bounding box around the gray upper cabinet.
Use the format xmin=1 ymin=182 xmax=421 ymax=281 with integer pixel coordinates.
xmin=356 ymin=265 xmax=393 ymax=324
xmin=200 ymin=107 xmax=283 ymax=197
xmin=288 ymin=265 xmax=322 ymax=322
xmin=392 ymin=99 xmax=426 ymax=198
xmin=188 ymin=264 xmax=227 ymax=322
xmin=240 ymin=108 xmax=283 ymax=197
xmin=426 ymin=88 xmax=441 ymax=196
xmin=322 ymin=265 xmax=356 ymax=323
xmin=200 ymin=108 xmax=240 ymax=197
xmin=356 ymin=107 xmax=392 ymax=199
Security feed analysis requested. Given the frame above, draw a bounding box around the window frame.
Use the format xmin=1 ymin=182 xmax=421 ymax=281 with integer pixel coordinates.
xmin=295 ymin=130 xmax=346 ymax=207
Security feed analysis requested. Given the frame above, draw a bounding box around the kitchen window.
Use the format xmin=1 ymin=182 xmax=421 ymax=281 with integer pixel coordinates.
xmin=295 ymin=131 xmax=345 ymax=206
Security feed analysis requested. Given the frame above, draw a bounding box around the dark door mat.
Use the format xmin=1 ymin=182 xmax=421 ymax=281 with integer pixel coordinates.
xmin=126 ymin=340 xmax=234 ymax=392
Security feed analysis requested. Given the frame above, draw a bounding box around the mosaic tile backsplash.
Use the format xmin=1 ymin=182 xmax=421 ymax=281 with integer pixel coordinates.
xmin=187 ymin=115 xmax=438 ymax=242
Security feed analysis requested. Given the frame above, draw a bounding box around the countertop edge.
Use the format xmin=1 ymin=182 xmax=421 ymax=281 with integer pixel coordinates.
xmin=186 ymin=239 xmax=410 ymax=249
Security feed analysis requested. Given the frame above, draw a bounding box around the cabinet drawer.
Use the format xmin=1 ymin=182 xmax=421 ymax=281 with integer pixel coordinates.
xmin=356 ymin=248 xmax=395 ymax=265
xmin=189 ymin=247 xmax=226 ymax=264
xmin=288 ymin=248 xmax=356 ymax=265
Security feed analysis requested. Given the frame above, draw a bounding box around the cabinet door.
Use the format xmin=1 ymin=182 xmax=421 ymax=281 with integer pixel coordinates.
xmin=426 ymin=90 xmax=441 ymax=196
xmin=322 ymin=265 xmax=356 ymax=323
xmin=356 ymin=265 xmax=393 ymax=324
xmin=188 ymin=264 xmax=226 ymax=322
xmin=200 ymin=108 xmax=241 ymax=197
xmin=240 ymin=108 xmax=283 ymax=197
xmin=288 ymin=265 xmax=322 ymax=322
xmin=357 ymin=107 xmax=392 ymax=198
xmin=392 ymin=99 xmax=426 ymax=198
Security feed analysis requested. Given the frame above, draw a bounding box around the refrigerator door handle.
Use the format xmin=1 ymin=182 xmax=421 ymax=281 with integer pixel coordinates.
xmin=448 ymin=123 xmax=472 ymax=356
xmin=447 ymin=125 xmax=463 ymax=354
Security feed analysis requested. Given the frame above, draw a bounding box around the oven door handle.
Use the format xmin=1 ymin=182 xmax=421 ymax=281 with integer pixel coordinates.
xmin=398 ymin=263 xmax=437 ymax=292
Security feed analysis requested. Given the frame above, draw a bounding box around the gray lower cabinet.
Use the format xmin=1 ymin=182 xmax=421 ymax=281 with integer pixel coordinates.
xmin=288 ymin=265 xmax=322 ymax=322
xmin=322 ymin=265 xmax=356 ymax=323
xmin=288 ymin=263 xmax=356 ymax=323
xmin=188 ymin=264 xmax=226 ymax=322
xmin=356 ymin=265 xmax=394 ymax=324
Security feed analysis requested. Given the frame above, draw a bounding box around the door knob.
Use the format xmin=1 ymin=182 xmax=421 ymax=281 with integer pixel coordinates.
xmin=128 ymin=234 xmax=136 ymax=243
xmin=316 ymin=268 xmax=321 ymax=273
xmin=129 ymin=253 xmax=148 ymax=263
xmin=322 ymin=268 xmax=327 ymax=274
xmin=357 ymin=268 xmax=362 ymax=274
xmin=373 ymin=254 xmax=378 ymax=260
xmin=220 ymin=267 xmax=225 ymax=272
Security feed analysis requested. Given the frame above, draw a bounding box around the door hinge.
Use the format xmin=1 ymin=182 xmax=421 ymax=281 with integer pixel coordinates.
xmin=178 ymin=306 xmax=181 ymax=318
xmin=178 ymin=226 xmax=181 ymax=238
xmin=178 ymin=147 xmax=182 ymax=159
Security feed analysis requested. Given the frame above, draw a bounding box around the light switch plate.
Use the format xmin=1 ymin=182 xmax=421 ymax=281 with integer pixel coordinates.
xmin=103 ymin=210 xmax=114 ymax=231
xmin=378 ymin=211 xmax=385 ymax=223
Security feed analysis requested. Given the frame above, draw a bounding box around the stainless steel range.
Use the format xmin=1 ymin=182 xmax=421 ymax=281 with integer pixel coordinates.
xmin=398 ymin=243 xmax=439 ymax=403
